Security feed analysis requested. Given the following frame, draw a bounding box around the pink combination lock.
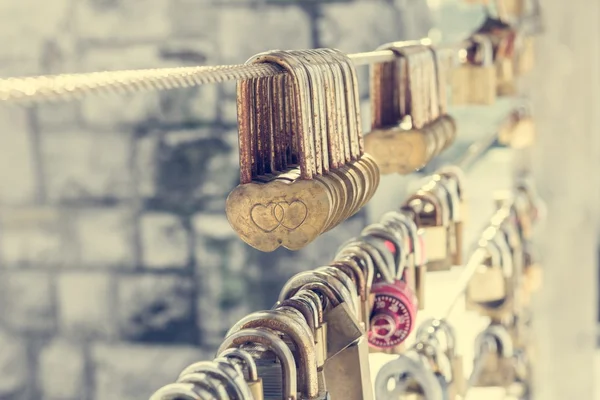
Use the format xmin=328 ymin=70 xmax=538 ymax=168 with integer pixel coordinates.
xmin=368 ymin=279 xmax=417 ymax=348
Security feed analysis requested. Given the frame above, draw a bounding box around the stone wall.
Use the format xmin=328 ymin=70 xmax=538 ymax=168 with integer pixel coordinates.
xmin=0 ymin=1 xmax=433 ymax=399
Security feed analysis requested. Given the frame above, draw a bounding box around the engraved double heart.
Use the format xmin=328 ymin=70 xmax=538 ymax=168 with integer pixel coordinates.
xmin=250 ymin=201 xmax=309 ymax=233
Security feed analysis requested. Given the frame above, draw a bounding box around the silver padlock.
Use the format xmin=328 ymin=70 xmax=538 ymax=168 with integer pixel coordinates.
xmin=217 ymin=327 xmax=298 ymax=400
xmin=177 ymin=360 xmax=250 ymax=400
xmin=220 ymin=348 xmax=265 ymax=400
xmin=416 ymin=318 xmax=466 ymax=398
xmin=226 ymin=310 xmax=319 ymax=399
xmin=472 ymin=324 xmax=516 ymax=388
xmin=375 ymin=348 xmax=445 ymax=400
xmin=279 ymin=272 xmax=363 ymax=360
xmin=403 ymin=189 xmax=450 ymax=270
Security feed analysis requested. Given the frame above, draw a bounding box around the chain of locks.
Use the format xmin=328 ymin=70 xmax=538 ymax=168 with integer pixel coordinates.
xmin=150 ymin=0 xmax=543 ymax=399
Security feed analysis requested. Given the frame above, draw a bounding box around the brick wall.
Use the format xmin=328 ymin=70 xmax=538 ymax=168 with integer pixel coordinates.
xmin=0 ymin=1 xmax=432 ymax=399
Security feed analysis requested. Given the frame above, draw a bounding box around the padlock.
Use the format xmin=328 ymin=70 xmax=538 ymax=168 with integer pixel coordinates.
xmin=361 ymin=223 xmax=408 ymax=279
xmin=368 ymin=279 xmax=417 ymax=351
xmin=433 ymin=176 xmax=462 ymax=268
xmin=466 ymin=236 xmax=507 ymax=306
xmin=220 ymin=348 xmax=265 ymax=400
xmin=404 ymin=189 xmax=451 ymax=271
xmin=225 ymin=310 xmax=319 ymax=398
xmin=413 ymin=340 xmax=454 ymax=399
xmin=339 ymin=237 xmax=396 ymax=287
xmin=217 ymin=327 xmax=298 ymax=400
xmin=451 ymin=34 xmax=497 ymax=105
xmin=213 ymin=357 xmax=257 ymax=400
xmin=340 ymin=235 xmax=414 ymax=353
xmin=472 ymin=324 xmax=516 ymax=387
xmin=278 ymin=272 xmax=363 ymax=360
xmin=381 ymin=210 xmax=428 ymax=310
xmin=416 ymin=319 xmax=467 ymax=398
xmin=374 ymin=348 xmax=445 ymax=400
xmin=329 ymin=258 xmax=369 ymax=330
xmin=365 ymin=42 xmax=454 ymax=175
xmin=226 ymin=49 xmax=378 ymax=252
xmin=334 ymin=245 xmax=376 ymax=329
xmin=436 ymin=166 xmax=468 ymax=265
xmin=281 ymin=268 xmax=372 ymax=400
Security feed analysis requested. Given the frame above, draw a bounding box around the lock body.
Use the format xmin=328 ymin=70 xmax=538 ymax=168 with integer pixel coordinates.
xmin=368 ymin=280 xmax=417 ymax=350
xmin=365 ymin=128 xmax=437 ymax=175
xmin=323 ymin=337 xmax=374 ymax=400
xmin=452 ymin=66 xmax=496 ymax=105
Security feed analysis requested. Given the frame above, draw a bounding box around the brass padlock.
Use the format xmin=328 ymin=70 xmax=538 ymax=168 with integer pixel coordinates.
xmin=318 ymin=268 xmax=373 ymax=400
xmin=472 ymin=324 xmax=516 ymax=388
xmin=381 ymin=210 xmax=428 ymax=311
xmin=365 ymin=42 xmax=455 ymax=175
xmin=466 ymin=235 xmax=508 ymax=306
xmin=495 ymin=33 xmax=517 ymax=96
xmin=451 ymin=34 xmax=497 ymax=105
xmin=404 ymin=188 xmax=451 ymax=271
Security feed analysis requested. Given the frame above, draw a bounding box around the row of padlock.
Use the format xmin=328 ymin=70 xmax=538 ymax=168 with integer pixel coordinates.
xmin=150 ymin=171 xmax=544 ymax=400
xmin=375 ymin=182 xmax=544 ymax=399
xmin=375 ymin=319 xmax=534 ymax=399
xmin=223 ymin=8 xmax=538 ymax=253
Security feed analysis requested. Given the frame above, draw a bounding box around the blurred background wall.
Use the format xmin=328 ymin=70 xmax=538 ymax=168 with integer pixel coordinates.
xmin=0 ymin=1 xmax=440 ymax=399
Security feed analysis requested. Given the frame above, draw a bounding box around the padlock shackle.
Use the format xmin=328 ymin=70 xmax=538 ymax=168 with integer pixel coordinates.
xmin=339 ymin=239 xmax=395 ymax=284
xmin=375 ymin=351 xmax=445 ymax=400
xmin=335 ymin=246 xmax=376 ymax=289
xmin=220 ymin=348 xmax=260 ymax=382
xmin=217 ymin=328 xmax=298 ymax=400
xmin=416 ymin=318 xmax=458 ymax=355
xmin=212 ymin=357 xmax=256 ymax=400
xmin=247 ymin=51 xmax=315 ymax=181
xmin=279 ymin=272 xmax=344 ymax=308
xmin=475 ymin=324 xmax=514 ymax=358
xmin=314 ymin=267 xmax=359 ymax=317
xmin=227 ymin=310 xmax=319 ymax=398
xmin=404 ymin=190 xmax=444 ymax=226
xmin=436 ymin=165 xmax=467 ymax=199
xmin=361 ymin=224 xmax=407 ymax=280
xmin=329 ymin=259 xmax=367 ymax=302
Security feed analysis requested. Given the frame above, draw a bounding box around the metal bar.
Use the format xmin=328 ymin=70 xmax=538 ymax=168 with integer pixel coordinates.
xmin=455 ymin=129 xmax=502 ymax=171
